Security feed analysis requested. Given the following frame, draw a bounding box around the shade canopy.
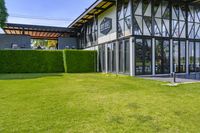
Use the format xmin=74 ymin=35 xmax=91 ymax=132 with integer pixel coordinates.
xmin=3 ymin=23 xmax=73 ymax=40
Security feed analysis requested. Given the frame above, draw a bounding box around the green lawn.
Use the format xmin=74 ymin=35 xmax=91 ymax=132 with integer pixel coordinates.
xmin=0 ymin=73 xmax=200 ymax=133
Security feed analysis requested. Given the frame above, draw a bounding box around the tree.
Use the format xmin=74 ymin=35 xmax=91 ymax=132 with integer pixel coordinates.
xmin=0 ymin=0 xmax=8 ymax=28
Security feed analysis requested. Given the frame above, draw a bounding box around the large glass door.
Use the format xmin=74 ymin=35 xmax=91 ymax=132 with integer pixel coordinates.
xmin=135 ymin=38 xmax=152 ymax=75
xmin=155 ymin=39 xmax=170 ymax=74
xmin=107 ymin=43 xmax=117 ymax=73
xmin=189 ymin=41 xmax=195 ymax=72
xmin=173 ymin=40 xmax=186 ymax=73
xmin=99 ymin=45 xmax=106 ymax=72
xmin=196 ymin=42 xmax=200 ymax=72
xmin=118 ymin=40 xmax=130 ymax=74
xmin=189 ymin=41 xmax=200 ymax=73
xmin=107 ymin=44 xmax=112 ymax=73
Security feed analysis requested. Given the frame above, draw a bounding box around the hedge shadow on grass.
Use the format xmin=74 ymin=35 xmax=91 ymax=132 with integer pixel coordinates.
xmin=0 ymin=73 xmax=63 ymax=80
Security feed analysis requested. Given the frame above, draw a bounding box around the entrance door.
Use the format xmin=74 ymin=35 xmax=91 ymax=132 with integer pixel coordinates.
xmin=155 ymin=39 xmax=170 ymax=74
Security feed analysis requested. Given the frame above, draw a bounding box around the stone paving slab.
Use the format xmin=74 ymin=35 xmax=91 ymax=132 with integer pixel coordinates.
xmin=143 ymin=77 xmax=200 ymax=83
xmin=139 ymin=75 xmax=200 ymax=84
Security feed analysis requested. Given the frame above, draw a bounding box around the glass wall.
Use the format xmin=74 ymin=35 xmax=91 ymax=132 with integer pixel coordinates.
xmin=173 ymin=40 xmax=186 ymax=73
xmin=188 ymin=41 xmax=200 ymax=73
xmin=125 ymin=40 xmax=130 ymax=73
xmin=119 ymin=40 xmax=130 ymax=74
xmin=189 ymin=41 xmax=195 ymax=72
xmin=99 ymin=45 xmax=106 ymax=72
xmin=135 ymin=38 xmax=152 ymax=75
xmin=196 ymin=42 xmax=200 ymax=72
xmin=155 ymin=39 xmax=170 ymax=74
xmin=107 ymin=43 xmax=117 ymax=73
xmin=119 ymin=41 xmax=124 ymax=73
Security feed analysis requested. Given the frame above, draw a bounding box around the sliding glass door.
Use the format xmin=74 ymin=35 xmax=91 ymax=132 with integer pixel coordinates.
xmin=196 ymin=42 xmax=200 ymax=72
xmin=189 ymin=41 xmax=200 ymax=73
xmin=189 ymin=41 xmax=195 ymax=72
xmin=119 ymin=40 xmax=130 ymax=74
xmin=173 ymin=40 xmax=186 ymax=73
xmin=135 ymin=38 xmax=152 ymax=75
xmin=155 ymin=39 xmax=170 ymax=74
xmin=99 ymin=45 xmax=106 ymax=72
xmin=107 ymin=43 xmax=117 ymax=73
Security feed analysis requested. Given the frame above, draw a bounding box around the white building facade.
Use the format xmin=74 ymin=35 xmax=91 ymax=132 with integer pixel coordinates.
xmin=69 ymin=0 xmax=200 ymax=76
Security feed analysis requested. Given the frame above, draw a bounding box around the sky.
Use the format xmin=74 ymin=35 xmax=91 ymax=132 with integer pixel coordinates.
xmin=4 ymin=0 xmax=96 ymax=27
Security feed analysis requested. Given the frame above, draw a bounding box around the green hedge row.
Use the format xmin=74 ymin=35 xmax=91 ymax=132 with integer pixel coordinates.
xmin=63 ymin=50 xmax=97 ymax=73
xmin=0 ymin=50 xmax=97 ymax=73
xmin=0 ymin=50 xmax=64 ymax=73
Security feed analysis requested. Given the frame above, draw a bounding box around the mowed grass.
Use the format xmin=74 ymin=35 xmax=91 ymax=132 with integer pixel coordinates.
xmin=0 ymin=74 xmax=200 ymax=133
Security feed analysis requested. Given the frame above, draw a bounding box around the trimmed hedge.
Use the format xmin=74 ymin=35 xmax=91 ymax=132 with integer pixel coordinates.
xmin=0 ymin=50 xmax=97 ymax=73
xmin=63 ymin=50 xmax=97 ymax=73
xmin=0 ymin=50 xmax=64 ymax=73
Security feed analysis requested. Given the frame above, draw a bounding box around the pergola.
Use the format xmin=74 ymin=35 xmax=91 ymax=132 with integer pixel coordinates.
xmin=3 ymin=23 xmax=73 ymax=40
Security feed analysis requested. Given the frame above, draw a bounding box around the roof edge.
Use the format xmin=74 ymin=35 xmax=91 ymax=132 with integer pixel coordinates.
xmin=68 ymin=0 xmax=115 ymax=28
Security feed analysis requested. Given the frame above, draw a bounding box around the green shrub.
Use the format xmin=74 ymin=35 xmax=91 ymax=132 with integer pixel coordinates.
xmin=63 ymin=50 xmax=97 ymax=73
xmin=0 ymin=50 xmax=64 ymax=73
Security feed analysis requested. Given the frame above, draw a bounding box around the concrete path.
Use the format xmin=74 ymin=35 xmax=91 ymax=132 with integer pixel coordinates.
xmin=140 ymin=74 xmax=200 ymax=84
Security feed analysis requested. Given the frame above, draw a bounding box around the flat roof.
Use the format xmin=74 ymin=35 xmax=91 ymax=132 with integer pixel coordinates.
xmin=68 ymin=0 xmax=116 ymax=29
xmin=3 ymin=23 xmax=74 ymax=40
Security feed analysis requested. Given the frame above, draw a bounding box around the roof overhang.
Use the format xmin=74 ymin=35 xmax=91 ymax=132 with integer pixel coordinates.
xmin=68 ymin=0 xmax=116 ymax=29
xmin=3 ymin=23 xmax=74 ymax=40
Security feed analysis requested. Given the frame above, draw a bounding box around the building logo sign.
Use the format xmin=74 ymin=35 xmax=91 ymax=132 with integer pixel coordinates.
xmin=100 ymin=17 xmax=112 ymax=35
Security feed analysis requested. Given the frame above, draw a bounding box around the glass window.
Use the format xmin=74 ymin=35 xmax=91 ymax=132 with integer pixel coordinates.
xmin=135 ymin=39 xmax=143 ymax=75
xmin=173 ymin=41 xmax=186 ymax=73
xmin=173 ymin=41 xmax=179 ymax=72
xmin=99 ymin=45 xmax=106 ymax=72
xmin=112 ymin=43 xmax=117 ymax=73
xmin=124 ymin=40 xmax=130 ymax=74
xmin=155 ymin=40 xmax=170 ymax=74
xmin=119 ymin=41 xmax=124 ymax=73
xmin=144 ymin=39 xmax=152 ymax=74
xmin=180 ymin=41 xmax=186 ymax=73
xmin=196 ymin=42 xmax=200 ymax=72
xmin=135 ymin=38 xmax=152 ymax=75
xmin=189 ymin=42 xmax=195 ymax=72
xmin=107 ymin=44 xmax=112 ymax=73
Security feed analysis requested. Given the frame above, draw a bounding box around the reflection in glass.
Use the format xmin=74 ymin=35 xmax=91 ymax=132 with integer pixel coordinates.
xmin=155 ymin=40 xmax=170 ymax=74
xmin=136 ymin=38 xmax=152 ymax=75
xmin=196 ymin=42 xmax=200 ymax=72
xmin=99 ymin=45 xmax=105 ymax=72
xmin=180 ymin=41 xmax=186 ymax=73
xmin=119 ymin=41 xmax=124 ymax=73
xmin=173 ymin=41 xmax=179 ymax=72
xmin=125 ymin=40 xmax=130 ymax=73
xmin=189 ymin=42 xmax=195 ymax=72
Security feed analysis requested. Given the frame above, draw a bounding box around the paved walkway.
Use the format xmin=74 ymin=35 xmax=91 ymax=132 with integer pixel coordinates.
xmin=140 ymin=75 xmax=200 ymax=84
